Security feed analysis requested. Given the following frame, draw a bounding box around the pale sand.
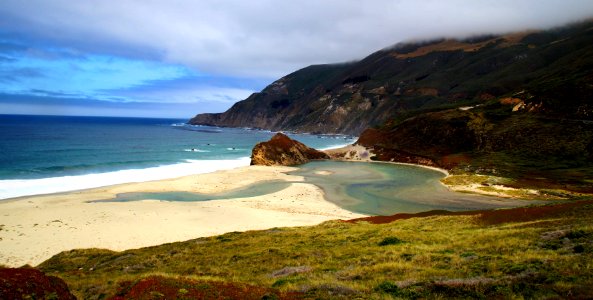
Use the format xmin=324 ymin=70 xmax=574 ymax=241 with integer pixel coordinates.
xmin=0 ymin=166 xmax=366 ymax=267
xmin=324 ymin=144 xmax=375 ymax=161
xmin=324 ymin=144 xmax=449 ymax=175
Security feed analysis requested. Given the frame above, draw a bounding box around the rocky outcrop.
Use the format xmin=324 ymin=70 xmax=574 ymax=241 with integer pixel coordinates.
xmin=192 ymin=21 xmax=593 ymax=191
xmin=190 ymin=21 xmax=593 ymax=135
xmin=355 ymin=106 xmax=593 ymax=192
xmin=324 ymin=144 xmax=375 ymax=161
xmin=250 ymin=133 xmax=329 ymax=166
xmin=0 ymin=267 xmax=76 ymax=300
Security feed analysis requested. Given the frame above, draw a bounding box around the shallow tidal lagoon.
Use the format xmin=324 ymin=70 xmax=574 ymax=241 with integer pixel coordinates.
xmin=101 ymin=160 xmax=534 ymax=216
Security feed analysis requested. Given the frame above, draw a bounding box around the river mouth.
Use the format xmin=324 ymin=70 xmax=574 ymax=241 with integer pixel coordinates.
xmin=289 ymin=161 xmax=539 ymax=215
xmin=93 ymin=161 xmax=539 ymax=215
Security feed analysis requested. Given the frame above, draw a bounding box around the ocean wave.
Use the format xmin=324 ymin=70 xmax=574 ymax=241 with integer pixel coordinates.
xmin=0 ymin=157 xmax=251 ymax=200
xmin=171 ymin=123 xmax=223 ymax=133
xmin=183 ymin=149 xmax=210 ymax=153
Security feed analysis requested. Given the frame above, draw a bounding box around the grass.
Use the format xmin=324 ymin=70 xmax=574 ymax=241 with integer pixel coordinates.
xmin=36 ymin=200 xmax=593 ymax=299
xmin=441 ymin=173 xmax=589 ymax=200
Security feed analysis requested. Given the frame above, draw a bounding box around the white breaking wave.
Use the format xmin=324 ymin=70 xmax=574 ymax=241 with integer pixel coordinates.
xmin=183 ymin=148 xmax=211 ymax=153
xmin=0 ymin=157 xmax=251 ymax=200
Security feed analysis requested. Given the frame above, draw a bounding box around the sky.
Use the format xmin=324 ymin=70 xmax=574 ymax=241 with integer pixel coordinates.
xmin=1 ymin=1 xmax=593 ymax=119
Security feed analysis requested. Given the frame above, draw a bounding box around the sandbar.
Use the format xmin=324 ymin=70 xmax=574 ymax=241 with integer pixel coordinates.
xmin=0 ymin=165 xmax=366 ymax=267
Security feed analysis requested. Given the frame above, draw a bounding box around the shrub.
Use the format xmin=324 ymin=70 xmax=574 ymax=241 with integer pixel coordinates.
xmin=378 ymin=237 xmax=403 ymax=246
xmin=573 ymin=245 xmax=585 ymax=253
xmin=376 ymin=281 xmax=399 ymax=294
xmin=567 ymin=230 xmax=588 ymax=240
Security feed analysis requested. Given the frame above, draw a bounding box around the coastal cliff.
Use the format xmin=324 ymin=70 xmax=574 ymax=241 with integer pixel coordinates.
xmin=355 ymin=106 xmax=593 ymax=192
xmin=193 ymin=21 xmax=593 ymax=191
xmin=190 ymin=21 xmax=593 ymax=136
xmin=250 ymin=133 xmax=329 ymax=166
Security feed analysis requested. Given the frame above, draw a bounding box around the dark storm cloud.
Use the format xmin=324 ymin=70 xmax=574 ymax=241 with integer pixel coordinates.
xmin=1 ymin=0 xmax=592 ymax=79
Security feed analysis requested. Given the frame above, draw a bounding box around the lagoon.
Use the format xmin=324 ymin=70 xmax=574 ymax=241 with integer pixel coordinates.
xmin=98 ymin=161 xmax=530 ymax=215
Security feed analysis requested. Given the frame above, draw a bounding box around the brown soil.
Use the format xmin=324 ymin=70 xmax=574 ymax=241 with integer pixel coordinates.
xmin=346 ymin=200 xmax=593 ymax=225
xmin=109 ymin=276 xmax=303 ymax=300
xmin=392 ymin=32 xmax=532 ymax=59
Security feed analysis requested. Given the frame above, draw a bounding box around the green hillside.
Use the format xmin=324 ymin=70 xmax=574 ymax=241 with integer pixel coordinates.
xmin=38 ymin=200 xmax=593 ymax=299
xmin=190 ymin=21 xmax=593 ymax=136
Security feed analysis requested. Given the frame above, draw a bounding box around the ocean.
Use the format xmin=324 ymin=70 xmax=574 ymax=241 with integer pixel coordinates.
xmin=0 ymin=114 xmax=354 ymax=199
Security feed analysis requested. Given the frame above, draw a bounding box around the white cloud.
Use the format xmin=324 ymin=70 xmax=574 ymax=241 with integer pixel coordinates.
xmin=1 ymin=0 xmax=593 ymax=79
xmin=113 ymin=85 xmax=255 ymax=104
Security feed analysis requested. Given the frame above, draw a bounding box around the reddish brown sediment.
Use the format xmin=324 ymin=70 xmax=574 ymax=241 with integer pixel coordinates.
xmin=0 ymin=267 xmax=76 ymax=300
xmin=346 ymin=200 xmax=593 ymax=225
xmin=108 ymin=276 xmax=303 ymax=300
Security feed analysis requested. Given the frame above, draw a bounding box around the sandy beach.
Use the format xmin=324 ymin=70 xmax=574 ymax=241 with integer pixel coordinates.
xmin=0 ymin=165 xmax=366 ymax=267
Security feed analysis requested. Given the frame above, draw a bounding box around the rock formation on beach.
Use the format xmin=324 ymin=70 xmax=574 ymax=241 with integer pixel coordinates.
xmin=250 ymin=133 xmax=329 ymax=166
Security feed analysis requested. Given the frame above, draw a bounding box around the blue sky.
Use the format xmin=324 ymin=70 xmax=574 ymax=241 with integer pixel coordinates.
xmin=1 ymin=0 xmax=592 ymax=119
xmin=0 ymin=38 xmax=268 ymax=118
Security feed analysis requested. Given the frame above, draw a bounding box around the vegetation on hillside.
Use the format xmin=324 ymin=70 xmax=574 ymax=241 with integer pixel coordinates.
xmin=191 ymin=20 xmax=593 ymax=195
xmin=38 ymin=200 xmax=593 ymax=299
xmin=357 ymin=98 xmax=593 ymax=193
xmin=190 ymin=21 xmax=593 ymax=136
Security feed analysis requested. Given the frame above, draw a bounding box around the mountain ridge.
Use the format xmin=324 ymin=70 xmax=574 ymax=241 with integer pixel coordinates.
xmin=190 ymin=20 xmax=593 ymax=135
xmin=191 ymin=20 xmax=593 ymax=191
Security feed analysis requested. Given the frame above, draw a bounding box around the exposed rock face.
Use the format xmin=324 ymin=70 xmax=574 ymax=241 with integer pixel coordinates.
xmin=324 ymin=144 xmax=375 ymax=161
xmin=250 ymin=133 xmax=329 ymax=166
xmin=190 ymin=22 xmax=593 ymax=135
xmin=356 ymin=107 xmax=593 ymax=192
xmin=192 ymin=21 xmax=593 ymax=191
xmin=0 ymin=267 xmax=76 ymax=300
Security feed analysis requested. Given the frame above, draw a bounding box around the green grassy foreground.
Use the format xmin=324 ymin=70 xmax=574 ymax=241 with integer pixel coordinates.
xmin=39 ymin=200 xmax=593 ymax=299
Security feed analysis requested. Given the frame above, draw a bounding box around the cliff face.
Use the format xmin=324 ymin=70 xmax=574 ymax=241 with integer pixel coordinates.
xmin=193 ymin=21 xmax=593 ymax=191
xmin=250 ymin=133 xmax=329 ymax=166
xmin=356 ymin=103 xmax=593 ymax=192
xmin=190 ymin=21 xmax=593 ymax=135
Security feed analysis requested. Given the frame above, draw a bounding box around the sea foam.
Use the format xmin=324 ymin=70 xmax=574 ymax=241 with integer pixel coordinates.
xmin=183 ymin=148 xmax=211 ymax=152
xmin=0 ymin=157 xmax=250 ymax=200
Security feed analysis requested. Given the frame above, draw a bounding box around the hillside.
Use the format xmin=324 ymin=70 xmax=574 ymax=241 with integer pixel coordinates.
xmin=191 ymin=21 xmax=593 ymax=193
xmin=190 ymin=21 xmax=593 ymax=136
xmin=37 ymin=200 xmax=593 ymax=299
xmin=356 ymin=106 xmax=593 ymax=193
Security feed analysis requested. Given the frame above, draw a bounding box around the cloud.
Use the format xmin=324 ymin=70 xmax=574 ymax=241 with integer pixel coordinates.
xmin=0 ymin=49 xmax=193 ymax=95
xmin=104 ymin=75 xmax=268 ymax=104
xmin=1 ymin=1 xmax=592 ymax=118
xmin=0 ymin=67 xmax=45 ymax=82
xmin=0 ymin=41 xmax=267 ymax=117
xmin=1 ymin=0 xmax=592 ymax=79
xmin=0 ymin=92 xmax=231 ymax=118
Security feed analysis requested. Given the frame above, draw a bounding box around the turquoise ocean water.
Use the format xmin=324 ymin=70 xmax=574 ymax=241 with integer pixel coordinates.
xmin=0 ymin=114 xmax=354 ymax=199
